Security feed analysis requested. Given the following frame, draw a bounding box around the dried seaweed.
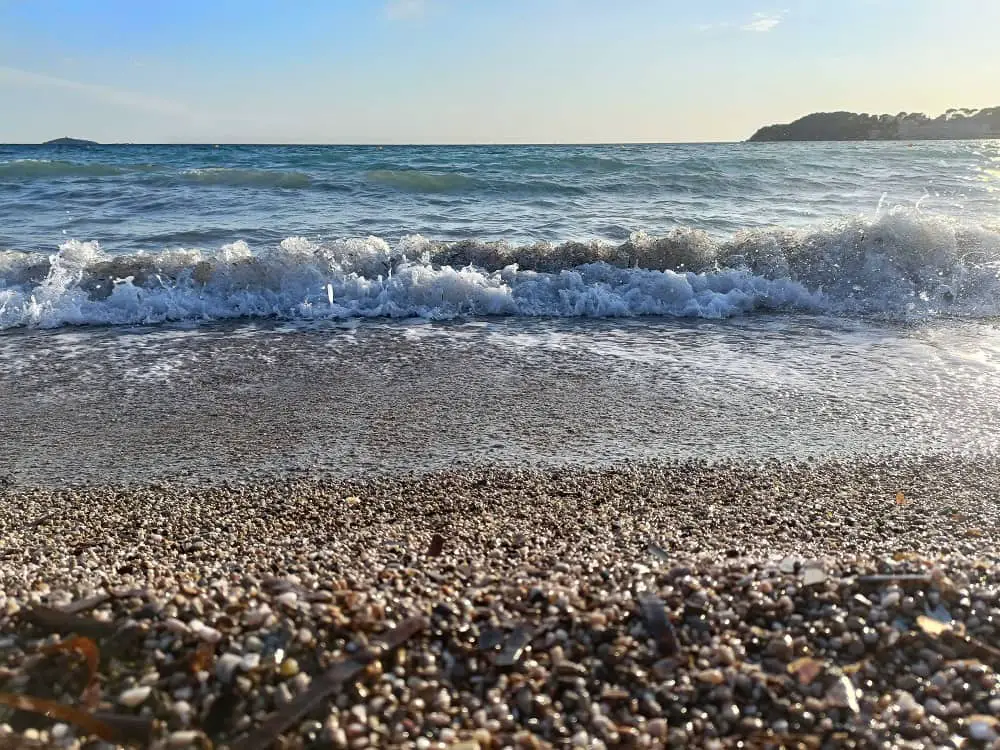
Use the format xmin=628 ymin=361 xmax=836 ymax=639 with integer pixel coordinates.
xmin=231 ymin=616 xmax=426 ymax=750
xmin=90 ymin=711 xmax=156 ymax=744
xmin=60 ymin=594 xmax=111 ymax=615
xmin=160 ymin=641 xmax=216 ymax=677
xmin=40 ymin=636 xmax=100 ymax=707
xmin=857 ymin=574 xmax=932 ymax=588
xmin=203 ymin=683 xmax=241 ymax=736
xmin=0 ymin=692 xmax=131 ymax=743
xmin=918 ymin=616 xmax=1000 ymax=669
xmin=21 ymin=606 xmax=119 ymax=638
xmin=638 ymin=595 xmax=679 ymax=655
xmin=787 ymin=657 xmax=824 ymax=685
xmin=426 ymin=533 xmax=445 ymax=557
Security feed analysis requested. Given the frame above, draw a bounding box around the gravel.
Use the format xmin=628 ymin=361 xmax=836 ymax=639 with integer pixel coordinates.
xmin=1 ymin=455 xmax=1000 ymax=748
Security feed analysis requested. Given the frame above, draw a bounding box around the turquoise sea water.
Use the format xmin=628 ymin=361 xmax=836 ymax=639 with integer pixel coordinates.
xmin=0 ymin=141 xmax=994 ymax=250
xmin=1 ymin=140 xmax=999 ymax=327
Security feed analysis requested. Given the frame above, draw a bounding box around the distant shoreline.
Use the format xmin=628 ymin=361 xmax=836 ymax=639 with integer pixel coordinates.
xmin=749 ymin=107 xmax=1000 ymax=142
xmin=41 ymin=136 xmax=99 ymax=146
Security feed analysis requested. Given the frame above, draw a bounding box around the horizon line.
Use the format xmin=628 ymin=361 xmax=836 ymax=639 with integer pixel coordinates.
xmin=2 ymin=140 xmax=743 ymax=147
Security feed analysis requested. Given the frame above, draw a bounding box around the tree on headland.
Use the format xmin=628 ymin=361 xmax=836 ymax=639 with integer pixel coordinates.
xmin=748 ymin=108 xmax=1000 ymax=141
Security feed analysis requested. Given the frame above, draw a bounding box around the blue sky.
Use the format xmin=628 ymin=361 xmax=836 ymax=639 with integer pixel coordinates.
xmin=1 ymin=0 xmax=997 ymax=143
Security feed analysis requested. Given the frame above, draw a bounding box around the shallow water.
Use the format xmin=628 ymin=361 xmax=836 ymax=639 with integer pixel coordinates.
xmin=1 ymin=316 xmax=997 ymax=485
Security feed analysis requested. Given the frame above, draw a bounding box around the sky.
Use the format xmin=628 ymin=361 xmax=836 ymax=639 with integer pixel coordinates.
xmin=0 ymin=0 xmax=998 ymax=144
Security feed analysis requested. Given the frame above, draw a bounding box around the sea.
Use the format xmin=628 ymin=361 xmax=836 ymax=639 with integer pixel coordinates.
xmin=1 ymin=141 xmax=998 ymax=485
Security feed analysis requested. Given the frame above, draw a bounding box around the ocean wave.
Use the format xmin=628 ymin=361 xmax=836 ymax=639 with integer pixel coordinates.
xmin=366 ymin=169 xmax=477 ymax=193
xmin=178 ymin=168 xmax=313 ymax=188
xmin=0 ymin=159 xmax=127 ymax=179
xmin=366 ymin=168 xmax=588 ymax=196
xmin=1 ymin=212 xmax=998 ymax=329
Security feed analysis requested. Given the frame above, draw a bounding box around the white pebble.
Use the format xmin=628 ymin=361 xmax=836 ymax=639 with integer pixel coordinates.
xmin=240 ymin=653 xmax=261 ymax=671
xmin=291 ymin=672 xmax=312 ymax=693
xmin=168 ymin=730 xmax=203 ymax=747
xmin=276 ymin=591 xmax=298 ymax=607
xmin=165 ymin=618 xmax=190 ymax=635
xmin=275 ymin=683 xmax=294 ymax=705
xmin=118 ymin=686 xmax=152 ymax=707
xmin=198 ymin=626 xmax=222 ymax=644
xmin=882 ymin=590 xmax=901 ymax=608
xmin=802 ymin=566 xmax=827 ymax=587
xmin=50 ymin=724 xmax=71 ymax=740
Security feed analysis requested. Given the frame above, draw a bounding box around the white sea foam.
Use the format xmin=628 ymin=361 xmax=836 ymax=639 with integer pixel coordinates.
xmin=1 ymin=212 xmax=998 ymax=329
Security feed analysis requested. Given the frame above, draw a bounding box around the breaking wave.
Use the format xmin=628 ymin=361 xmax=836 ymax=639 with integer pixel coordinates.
xmin=1 ymin=211 xmax=999 ymax=329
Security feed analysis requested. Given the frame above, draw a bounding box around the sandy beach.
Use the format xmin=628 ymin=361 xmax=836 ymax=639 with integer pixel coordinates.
xmin=2 ymin=456 xmax=1000 ymax=748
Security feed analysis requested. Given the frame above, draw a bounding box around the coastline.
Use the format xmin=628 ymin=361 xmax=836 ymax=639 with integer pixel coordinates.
xmin=3 ymin=456 xmax=1000 ymax=747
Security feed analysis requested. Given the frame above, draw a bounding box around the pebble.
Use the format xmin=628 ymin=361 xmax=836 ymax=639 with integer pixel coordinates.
xmin=2 ymin=460 xmax=1000 ymax=749
xmin=168 ymin=730 xmax=203 ymax=747
xmin=696 ymin=668 xmax=725 ymax=685
xmin=50 ymin=724 xmax=70 ymax=740
xmin=275 ymin=683 xmax=294 ymax=706
xmin=276 ymin=591 xmax=298 ymax=607
xmin=198 ymin=626 xmax=222 ymax=644
xmin=280 ymin=657 xmax=300 ymax=678
xmin=118 ymin=686 xmax=152 ymax=707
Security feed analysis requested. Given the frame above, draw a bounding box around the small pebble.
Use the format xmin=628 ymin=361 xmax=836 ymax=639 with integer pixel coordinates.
xmin=118 ymin=686 xmax=151 ymax=707
xmin=168 ymin=730 xmax=202 ymax=748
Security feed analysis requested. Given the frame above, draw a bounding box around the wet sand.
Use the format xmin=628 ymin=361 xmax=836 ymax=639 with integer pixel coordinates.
xmin=2 ymin=456 xmax=1000 ymax=748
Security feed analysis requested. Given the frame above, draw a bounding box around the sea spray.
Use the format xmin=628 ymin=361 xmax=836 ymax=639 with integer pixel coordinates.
xmin=1 ymin=212 xmax=998 ymax=329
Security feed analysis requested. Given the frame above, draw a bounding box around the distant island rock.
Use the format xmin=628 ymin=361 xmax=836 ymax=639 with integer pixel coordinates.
xmin=42 ymin=137 xmax=99 ymax=146
xmin=749 ymin=107 xmax=1000 ymax=142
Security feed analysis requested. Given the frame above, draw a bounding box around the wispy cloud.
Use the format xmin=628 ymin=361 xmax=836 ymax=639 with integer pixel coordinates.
xmin=0 ymin=65 xmax=193 ymax=118
xmin=741 ymin=11 xmax=786 ymax=32
xmin=384 ymin=0 xmax=425 ymax=21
